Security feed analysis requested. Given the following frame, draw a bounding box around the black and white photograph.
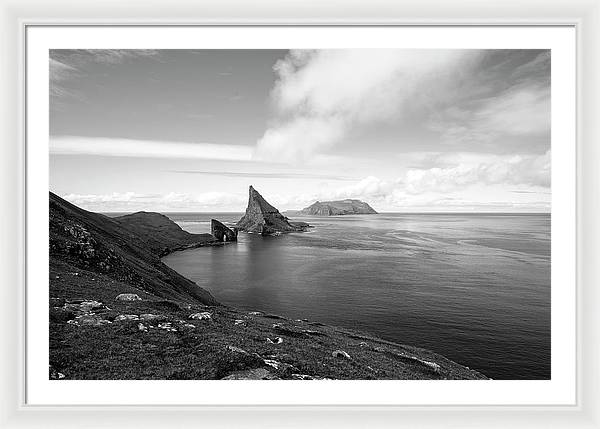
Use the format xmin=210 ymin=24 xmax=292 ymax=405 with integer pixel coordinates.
xmin=48 ymin=48 xmax=551 ymax=381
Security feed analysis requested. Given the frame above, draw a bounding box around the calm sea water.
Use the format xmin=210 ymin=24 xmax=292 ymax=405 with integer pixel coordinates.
xmin=160 ymin=212 xmax=550 ymax=380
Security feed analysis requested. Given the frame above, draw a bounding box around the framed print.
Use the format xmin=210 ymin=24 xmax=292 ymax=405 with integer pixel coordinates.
xmin=1 ymin=0 xmax=599 ymax=427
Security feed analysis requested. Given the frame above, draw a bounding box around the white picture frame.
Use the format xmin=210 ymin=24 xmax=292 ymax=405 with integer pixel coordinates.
xmin=1 ymin=0 xmax=599 ymax=427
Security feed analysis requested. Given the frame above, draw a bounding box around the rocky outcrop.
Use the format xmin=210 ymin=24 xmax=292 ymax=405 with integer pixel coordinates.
xmin=299 ymin=199 xmax=378 ymax=216
xmin=210 ymin=219 xmax=238 ymax=242
xmin=236 ymin=186 xmax=309 ymax=235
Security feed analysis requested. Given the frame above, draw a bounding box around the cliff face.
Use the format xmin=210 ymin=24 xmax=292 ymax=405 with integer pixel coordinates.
xmin=211 ymin=219 xmax=238 ymax=242
xmin=236 ymin=186 xmax=309 ymax=235
xmin=300 ymin=199 xmax=378 ymax=216
xmin=49 ymin=192 xmax=218 ymax=305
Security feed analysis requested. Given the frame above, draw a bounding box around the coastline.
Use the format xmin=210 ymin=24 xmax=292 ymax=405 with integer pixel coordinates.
xmin=49 ymin=192 xmax=488 ymax=380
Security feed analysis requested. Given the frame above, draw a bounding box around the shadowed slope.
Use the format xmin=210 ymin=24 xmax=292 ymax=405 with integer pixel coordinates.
xmin=49 ymin=192 xmax=218 ymax=305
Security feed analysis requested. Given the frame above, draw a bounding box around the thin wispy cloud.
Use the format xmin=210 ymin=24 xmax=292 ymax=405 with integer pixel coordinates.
xmin=169 ymin=170 xmax=356 ymax=181
xmin=63 ymin=191 xmax=246 ymax=212
xmin=51 ymin=136 xmax=253 ymax=161
xmin=50 ymin=49 xmax=162 ymax=101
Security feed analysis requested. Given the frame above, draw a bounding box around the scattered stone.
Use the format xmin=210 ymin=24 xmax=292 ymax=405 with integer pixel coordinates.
xmin=332 ymin=350 xmax=351 ymax=360
xmin=179 ymin=323 xmax=196 ymax=329
xmin=266 ymin=337 xmax=283 ymax=344
xmin=419 ymin=360 xmax=441 ymax=372
xmin=49 ymin=365 xmax=65 ymax=380
xmin=301 ymin=329 xmax=326 ymax=337
xmin=157 ymin=322 xmax=177 ymax=332
xmin=139 ymin=313 xmax=163 ymax=321
xmin=221 ymin=368 xmax=279 ymax=380
xmin=234 ymin=319 xmax=245 ymax=325
xmin=262 ymin=359 xmax=297 ymax=374
xmin=115 ymin=293 xmax=141 ymax=301
xmin=263 ymin=359 xmax=280 ymax=369
xmin=114 ymin=314 xmax=140 ymax=321
xmin=291 ymin=373 xmax=332 ymax=380
xmin=67 ymin=314 xmax=111 ymax=326
xmin=189 ymin=312 xmax=212 ymax=320
xmin=138 ymin=323 xmax=148 ymax=332
xmin=226 ymin=345 xmax=249 ymax=355
xmin=358 ymin=341 xmax=369 ymax=347
xmin=63 ymin=300 xmax=104 ymax=314
xmin=291 ymin=374 xmax=313 ymax=380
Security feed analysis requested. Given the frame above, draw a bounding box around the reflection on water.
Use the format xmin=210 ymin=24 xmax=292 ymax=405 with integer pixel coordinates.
xmin=162 ymin=213 xmax=550 ymax=380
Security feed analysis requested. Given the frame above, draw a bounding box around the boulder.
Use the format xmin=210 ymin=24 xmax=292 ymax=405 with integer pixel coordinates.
xmin=63 ymin=300 xmax=105 ymax=314
xmin=114 ymin=314 xmax=140 ymax=321
xmin=115 ymin=293 xmax=141 ymax=301
xmin=226 ymin=345 xmax=249 ymax=355
xmin=332 ymin=350 xmax=351 ymax=359
xmin=189 ymin=312 xmax=212 ymax=320
xmin=67 ymin=314 xmax=111 ymax=326
xmin=139 ymin=313 xmax=164 ymax=321
xmin=221 ymin=368 xmax=279 ymax=380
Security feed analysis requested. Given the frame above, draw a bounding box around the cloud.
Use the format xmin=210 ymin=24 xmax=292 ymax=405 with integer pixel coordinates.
xmin=264 ymin=151 xmax=550 ymax=210
xmin=169 ymin=170 xmax=356 ymax=181
xmin=255 ymin=49 xmax=468 ymax=162
xmin=50 ymin=136 xmax=253 ymax=161
xmin=429 ymin=50 xmax=550 ymax=149
xmin=431 ymin=86 xmax=550 ymax=147
xmin=400 ymin=150 xmax=550 ymax=194
xmin=62 ymin=191 xmax=246 ymax=212
xmin=51 ymin=49 xmax=161 ymax=67
xmin=50 ymin=50 xmax=162 ymax=101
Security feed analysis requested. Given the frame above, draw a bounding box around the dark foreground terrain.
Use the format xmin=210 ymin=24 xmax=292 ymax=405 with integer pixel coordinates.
xmin=49 ymin=192 xmax=487 ymax=380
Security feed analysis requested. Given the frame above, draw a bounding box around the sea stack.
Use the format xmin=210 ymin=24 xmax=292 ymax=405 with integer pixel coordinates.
xmin=210 ymin=219 xmax=238 ymax=242
xmin=236 ymin=186 xmax=309 ymax=235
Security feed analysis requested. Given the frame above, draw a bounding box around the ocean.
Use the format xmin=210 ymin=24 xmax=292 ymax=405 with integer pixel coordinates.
xmin=159 ymin=212 xmax=550 ymax=380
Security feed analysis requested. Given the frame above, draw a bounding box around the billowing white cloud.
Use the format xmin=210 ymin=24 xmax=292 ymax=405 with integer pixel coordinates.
xmin=255 ymin=49 xmax=468 ymax=162
xmin=51 ymin=136 xmax=253 ymax=161
xmin=259 ymin=151 xmax=551 ymax=211
xmin=400 ymin=150 xmax=550 ymax=194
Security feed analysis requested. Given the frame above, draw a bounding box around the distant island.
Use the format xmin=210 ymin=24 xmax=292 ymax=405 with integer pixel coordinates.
xmin=290 ymin=199 xmax=378 ymax=216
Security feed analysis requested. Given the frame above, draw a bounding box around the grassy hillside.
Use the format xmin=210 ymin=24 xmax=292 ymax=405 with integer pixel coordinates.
xmin=50 ymin=192 xmax=218 ymax=305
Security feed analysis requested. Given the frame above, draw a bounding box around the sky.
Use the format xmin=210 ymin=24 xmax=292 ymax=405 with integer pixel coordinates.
xmin=49 ymin=49 xmax=551 ymax=213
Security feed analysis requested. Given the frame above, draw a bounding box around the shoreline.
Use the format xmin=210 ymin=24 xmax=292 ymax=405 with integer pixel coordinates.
xmin=49 ymin=192 xmax=489 ymax=380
